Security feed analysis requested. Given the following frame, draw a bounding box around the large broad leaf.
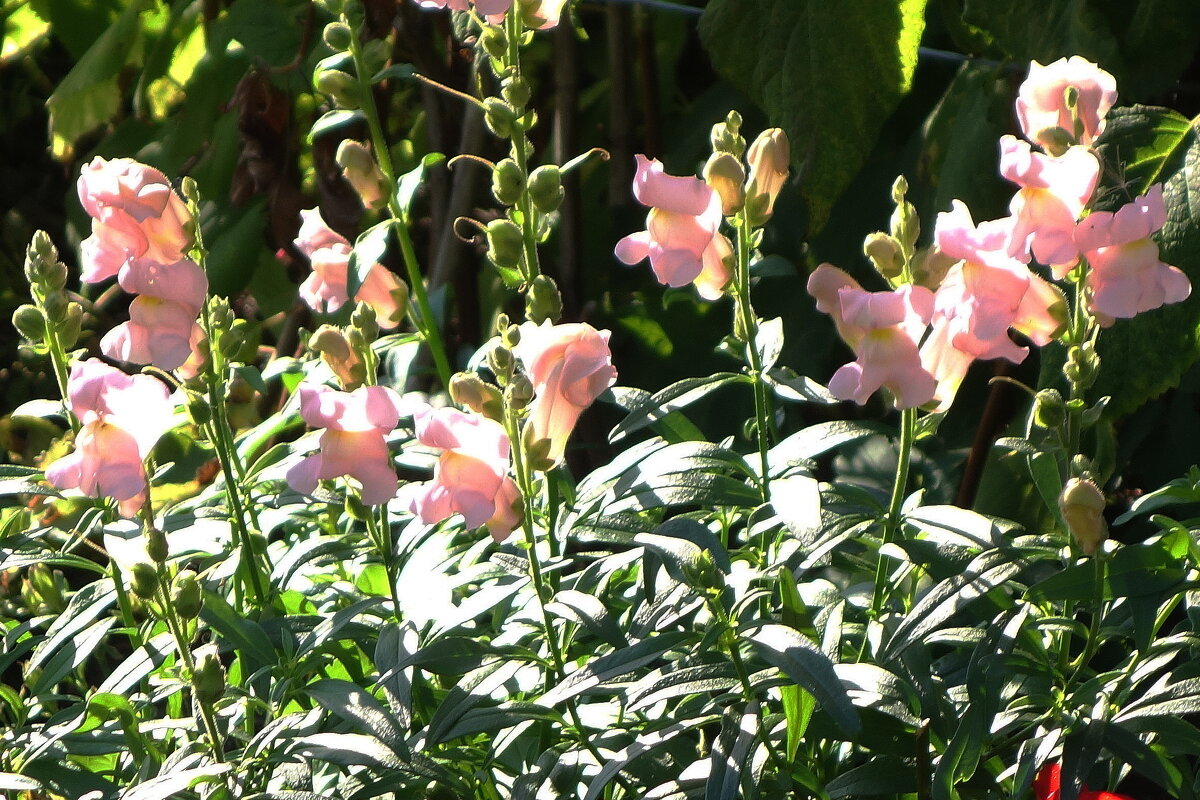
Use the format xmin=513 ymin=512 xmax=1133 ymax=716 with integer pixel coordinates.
xmin=699 ymin=0 xmax=928 ymax=233
xmin=1088 ymin=106 xmax=1200 ymax=416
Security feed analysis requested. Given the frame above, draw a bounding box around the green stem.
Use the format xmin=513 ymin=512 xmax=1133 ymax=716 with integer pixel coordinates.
xmin=869 ymin=405 xmax=917 ymax=621
xmin=37 ymin=296 xmax=78 ymax=435
xmin=733 ymin=217 xmax=773 ymax=502
xmin=364 ymin=507 xmax=402 ymax=615
xmin=504 ymin=10 xmax=542 ymax=284
xmin=346 ymin=19 xmax=453 ymax=389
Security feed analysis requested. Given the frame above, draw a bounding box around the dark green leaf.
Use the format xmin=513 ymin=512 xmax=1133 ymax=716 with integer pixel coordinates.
xmin=308 ymin=679 xmax=407 ymax=756
xmin=699 ymin=0 xmax=928 ymax=232
xmin=396 ymin=152 xmax=447 ymax=223
xmin=747 ymin=624 xmax=860 ymax=734
xmin=609 ymin=373 xmax=748 ymax=444
xmin=538 ymin=632 xmax=691 ymax=707
xmin=706 ymin=701 xmax=759 ymax=800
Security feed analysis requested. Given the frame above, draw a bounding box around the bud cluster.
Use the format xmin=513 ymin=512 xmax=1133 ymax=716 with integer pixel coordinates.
xmin=15 ymin=232 xmax=85 ymax=359
xmin=701 ymin=112 xmax=791 ymax=229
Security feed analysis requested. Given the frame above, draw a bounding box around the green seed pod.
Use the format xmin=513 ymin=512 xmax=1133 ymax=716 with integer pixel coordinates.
xmin=1059 ymin=477 xmax=1107 ymax=555
xmin=58 ymin=302 xmax=84 ymax=349
xmin=351 ymin=300 xmax=379 ymax=341
xmin=483 ymin=97 xmax=517 ymax=138
xmin=1033 ymin=389 xmax=1066 ymax=429
xmin=527 ymin=165 xmax=564 ymax=214
xmin=186 ymin=392 xmax=213 ymax=426
xmin=194 ymin=651 xmax=225 ymax=706
xmin=491 ymin=158 xmax=526 ymax=206
xmin=42 ymin=292 xmax=68 ymax=323
xmin=487 ymin=344 xmax=514 ymax=382
xmin=1064 ymin=343 xmax=1100 ymax=390
xmin=502 ymin=77 xmax=531 ymax=110
xmin=486 ymin=219 xmax=524 ymax=269
xmin=171 ymin=570 xmax=202 ymax=620
xmin=524 ymin=274 xmax=563 ymax=324
xmin=12 ymin=305 xmax=45 ymax=342
xmin=361 ymin=39 xmax=390 ymax=76
xmin=323 ymin=21 xmax=353 ymax=50
xmin=502 ymin=323 xmax=521 ymax=349
xmin=145 ymin=526 xmax=169 ymax=564
xmin=130 ymin=562 xmax=160 ymax=600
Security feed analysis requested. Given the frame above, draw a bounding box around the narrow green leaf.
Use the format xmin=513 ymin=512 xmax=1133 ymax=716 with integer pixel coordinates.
xmin=609 ymin=373 xmax=748 ymax=444
xmin=747 ymin=624 xmax=860 ymax=734
xmin=308 ymin=679 xmax=408 ymax=756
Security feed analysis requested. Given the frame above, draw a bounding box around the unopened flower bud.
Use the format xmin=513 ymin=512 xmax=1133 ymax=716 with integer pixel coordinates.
xmin=524 ymin=274 xmax=563 ymax=324
xmin=1033 ymin=389 xmax=1066 ymax=429
xmin=58 ymin=302 xmax=83 ymax=348
xmin=505 ymin=373 xmax=534 ymax=410
xmin=12 ymin=305 xmax=45 ymax=342
xmin=336 ymin=140 xmax=390 ymax=210
xmin=502 ymin=77 xmax=531 ymax=110
xmin=42 ymin=292 xmax=68 ymax=323
xmin=186 ymin=391 xmax=213 ymax=425
xmin=449 ymin=372 xmax=503 ymax=419
xmin=27 ymin=564 xmax=64 ymax=612
xmin=145 ymin=526 xmax=169 ymax=564
xmin=220 ymin=319 xmax=247 ymax=359
xmin=194 ymin=651 xmax=225 ymax=706
xmin=314 ymin=69 xmax=360 ymax=108
xmin=888 ymin=175 xmax=919 ymax=257
xmin=310 ymin=325 xmax=366 ymax=390
xmin=527 ymin=165 xmax=564 ymax=213
xmin=43 ymin=261 xmax=68 ymax=293
xmin=171 ymin=570 xmax=202 ymax=619
xmin=710 ymin=110 xmax=745 ymax=158
xmin=492 ymin=158 xmax=526 ymax=206
xmin=323 ymin=22 xmax=353 ymax=50
xmin=488 ymin=344 xmax=514 ymax=381
xmin=1064 ymin=343 xmax=1100 ymax=389
xmin=486 ymin=219 xmax=524 ymax=269
xmin=863 ymin=233 xmax=904 ymax=281
xmin=351 ymin=300 xmax=378 ymax=339
xmin=481 ymin=25 xmax=507 ymax=60
xmin=130 ymin=562 xmax=159 ymax=600
xmin=1059 ymin=477 xmax=1107 ymax=555
xmin=496 ymin=314 xmax=511 ymax=334
xmin=744 ymin=128 xmax=789 ymax=227
xmin=361 ymin=39 xmax=390 ymax=76
xmin=503 ymin=323 xmax=521 ymax=348
xmin=484 ymin=97 xmax=518 ymax=138
xmin=703 ymin=153 xmax=746 ymax=215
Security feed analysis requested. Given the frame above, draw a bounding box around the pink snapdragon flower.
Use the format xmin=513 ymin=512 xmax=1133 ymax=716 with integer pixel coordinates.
xmin=408 ymin=406 xmax=522 ymax=541
xmin=101 ymin=297 xmax=206 ymax=372
xmin=919 ymin=202 xmax=1066 ymax=407
xmin=1016 ymin=57 xmax=1118 ymax=149
xmin=286 ymin=384 xmax=404 ymax=506
xmin=524 ymin=0 xmax=567 ymax=29
xmin=294 ymin=208 xmax=407 ymax=329
xmin=45 ymin=359 xmax=175 ymax=518
xmin=413 ymin=0 xmax=511 ymax=23
xmin=1000 ymin=136 xmax=1099 ymax=272
xmin=807 ymin=264 xmax=937 ymax=409
xmin=77 ymin=157 xmax=193 ymax=277
xmin=1074 ymin=184 xmax=1190 ymax=324
xmin=515 ymin=321 xmax=618 ymax=464
xmin=615 ymin=155 xmax=731 ymax=298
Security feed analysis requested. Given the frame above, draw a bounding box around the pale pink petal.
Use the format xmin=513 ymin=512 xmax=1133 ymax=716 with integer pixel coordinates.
xmin=355 ymin=265 xmax=406 ymax=329
xmin=1015 ymin=57 xmax=1117 ymax=147
xmin=631 ymin=155 xmax=714 ymax=216
xmin=118 ymin=257 xmax=208 ymax=314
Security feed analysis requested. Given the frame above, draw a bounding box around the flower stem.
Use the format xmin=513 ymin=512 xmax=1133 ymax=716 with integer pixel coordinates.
xmin=345 ymin=16 xmax=453 ymax=389
xmin=504 ymin=9 xmax=543 ymax=283
xmin=869 ymin=405 xmax=917 ymax=621
xmin=733 ymin=216 xmax=773 ymax=502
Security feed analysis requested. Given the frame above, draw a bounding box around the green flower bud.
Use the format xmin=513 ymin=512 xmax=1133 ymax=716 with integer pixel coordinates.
xmin=323 ymin=22 xmax=353 ymax=51
xmin=361 ymin=39 xmax=390 ymax=76
xmin=484 ymin=97 xmax=517 ymax=138
xmin=171 ymin=570 xmax=202 ymax=620
xmin=1058 ymin=477 xmax=1107 ymax=555
xmin=220 ymin=319 xmax=247 ymax=360
xmin=703 ymin=152 xmax=745 ymax=215
xmin=58 ymin=302 xmax=83 ymax=349
xmin=486 ymin=219 xmax=524 ymax=269
xmin=863 ymin=232 xmax=904 ymax=281
xmin=481 ymin=25 xmax=507 ymax=61
xmin=492 ymin=158 xmax=526 ymax=206
xmin=43 ymin=261 xmax=68 ymax=293
xmin=449 ymin=372 xmax=504 ymax=419
xmin=12 ymin=305 xmax=45 ymax=342
xmin=194 ymin=651 xmax=226 ymax=706
xmin=351 ymin=300 xmax=379 ymax=340
xmin=505 ymin=372 xmax=534 ymax=410
xmin=524 ymin=274 xmax=563 ymax=324
xmin=186 ymin=392 xmax=213 ymax=426
xmin=1064 ymin=343 xmax=1100 ymax=390
xmin=888 ymin=175 xmax=919 ymax=258
xmin=710 ymin=110 xmax=745 ymax=158
xmin=42 ymin=292 xmax=68 ymax=323
xmin=502 ymin=77 xmax=531 ymax=110
xmin=527 ymin=165 xmax=564 ymax=213
xmin=145 ymin=526 xmax=169 ymax=564
xmin=130 ymin=562 xmax=160 ymax=600
xmin=495 ymin=314 xmax=511 ymax=335
xmin=488 ymin=344 xmax=514 ymax=382
xmin=502 ymin=323 xmax=521 ymax=349
xmin=315 ymin=69 xmax=360 ymax=108
xmin=1033 ymin=389 xmax=1066 ymax=429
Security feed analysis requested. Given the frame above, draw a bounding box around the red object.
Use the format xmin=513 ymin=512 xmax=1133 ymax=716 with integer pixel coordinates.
xmin=1034 ymin=764 xmax=1134 ymax=800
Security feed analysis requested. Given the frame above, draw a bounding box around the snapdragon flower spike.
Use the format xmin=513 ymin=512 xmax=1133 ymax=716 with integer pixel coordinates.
xmin=807 ymin=264 xmax=937 ymax=409
xmin=920 ymin=202 xmax=1066 ymax=407
xmin=413 ymin=0 xmax=511 ymax=23
xmin=45 ymin=359 xmax=176 ymax=518
xmin=1000 ymin=135 xmax=1099 ymax=272
xmin=515 ymin=321 xmax=618 ymax=464
xmin=1074 ymin=184 xmax=1190 ymax=324
xmin=408 ymin=406 xmax=522 ymax=541
xmin=615 ymin=155 xmax=732 ymax=299
xmin=286 ymin=384 xmax=403 ymax=506
xmin=1016 ymin=57 xmax=1118 ymax=149
xmin=294 ymin=208 xmax=407 ymax=329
